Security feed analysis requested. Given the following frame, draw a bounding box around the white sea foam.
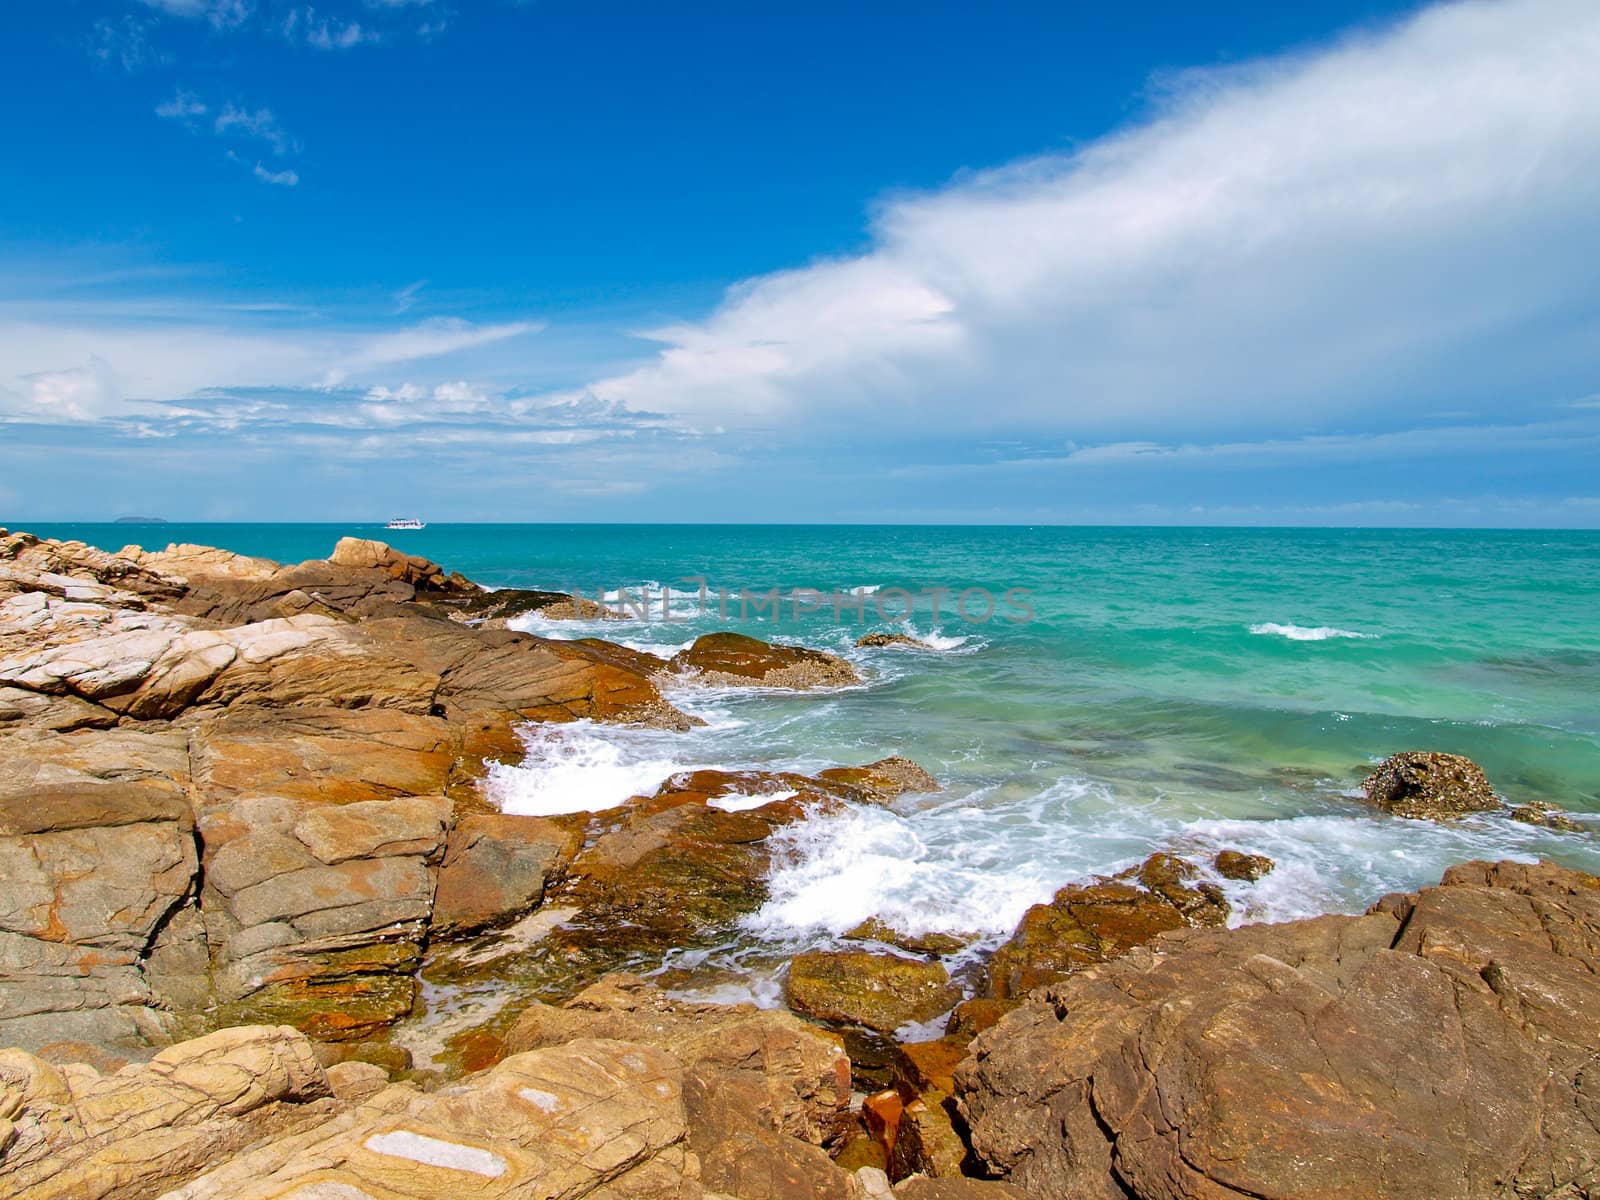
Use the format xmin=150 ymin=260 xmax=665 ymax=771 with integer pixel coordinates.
xmin=745 ymin=784 xmax=1121 ymax=941
xmin=483 ymin=721 xmax=707 ymax=816
xmin=708 ymin=789 xmax=799 ymax=812
xmin=1249 ymin=622 xmax=1375 ymax=641
xmin=1174 ymin=811 xmax=1565 ymax=925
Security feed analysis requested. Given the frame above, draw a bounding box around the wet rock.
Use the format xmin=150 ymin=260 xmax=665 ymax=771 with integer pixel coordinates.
xmin=1362 ymin=750 xmax=1499 ymax=819
xmin=1213 ymin=848 xmax=1275 ymax=880
xmin=844 ymin=919 xmax=970 ymax=957
xmin=1509 ymin=799 xmax=1585 ymax=832
xmin=888 ymin=1092 xmax=969 ymax=1181
xmin=504 ymin=973 xmax=852 ymax=1147
xmin=816 ymin=756 xmax=941 ymax=804
xmin=957 ymin=858 xmax=1600 ymax=1200
xmin=856 ymin=632 xmax=931 ymax=650
xmin=984 ymin=853 xmax=1229 ymax=1000
xmin=786 ymin=952 xmax=962 ymax=1035
xmin=440 ymin=586 xmax=622 ymax=623
xmin=943 ymin=999 xmax=1012 ymax=1041
xmin=432 ymin=813 xmax=585 ymax=935
xmin=669 ymin=631 xmax=860 ymax=689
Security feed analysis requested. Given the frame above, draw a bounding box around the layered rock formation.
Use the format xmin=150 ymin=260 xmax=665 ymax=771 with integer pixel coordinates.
xmin=0 ymin=530 xmax=892 ymax=1058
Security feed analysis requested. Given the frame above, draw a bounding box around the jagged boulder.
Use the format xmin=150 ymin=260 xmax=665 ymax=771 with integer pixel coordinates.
xmin=1362 ymin=750 xmax=1499 ymax=819
xmin=956 ymin=859 xmax=1600 ymax=1200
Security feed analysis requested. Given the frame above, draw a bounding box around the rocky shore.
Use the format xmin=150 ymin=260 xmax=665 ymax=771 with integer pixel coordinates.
xmin=2 ymin=528 xmax=1597 ymax=1199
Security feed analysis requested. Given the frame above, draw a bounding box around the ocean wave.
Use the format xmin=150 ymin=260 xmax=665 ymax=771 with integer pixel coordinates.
xmin=741 ymin=781 xmax=1123 ymax=942
xmin=1249 ymin=622 xmax=1376 ymax=641
xmin=482 ymin=720 xmax=709 ymax=816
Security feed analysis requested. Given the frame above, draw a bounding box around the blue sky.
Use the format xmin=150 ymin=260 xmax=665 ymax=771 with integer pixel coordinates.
xmin=3 ymin=0 xmax=1599 ymax=524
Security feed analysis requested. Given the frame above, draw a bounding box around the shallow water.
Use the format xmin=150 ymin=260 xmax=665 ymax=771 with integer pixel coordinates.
xmin=37 ymin=522 xmax=1600 ymax=1014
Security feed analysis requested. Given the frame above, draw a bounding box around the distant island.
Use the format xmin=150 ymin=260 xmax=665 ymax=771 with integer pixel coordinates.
xmin=113 ymin=516 xmax=169 ymax=524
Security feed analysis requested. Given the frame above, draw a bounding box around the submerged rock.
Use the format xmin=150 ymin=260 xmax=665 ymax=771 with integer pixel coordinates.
xmin=1510 ymin=799 xmax=1586 ymax=832
xmin=816 ymin=756 xmax=941 ymax=804
xmin=1212 ymin=848 xmax=1275 ymax=880
xmin=957 ymin=858 xmax=1600 ymax=1200
xmin=856 ymin=631 xmax=931 ymax=650
xmin=1362 ymin=750 xmax=1499 ymax=819
xmin=669 ymin=631 xmax=861 ymax=689
xmin=786 ymin=951 xmax=962 ymax=1035
xmin=843 ymin=919 xmax=971 ymax=957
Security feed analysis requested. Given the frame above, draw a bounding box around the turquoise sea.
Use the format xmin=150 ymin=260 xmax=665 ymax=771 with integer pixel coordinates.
xmin=28 ymin=523 xmax=1600 ymax=1010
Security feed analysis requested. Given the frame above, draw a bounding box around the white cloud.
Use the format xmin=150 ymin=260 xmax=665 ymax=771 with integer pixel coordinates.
xmin=0 ymin=317 xmax=541 ymax=424
xmin=570 ymin=0 xmax=1600 ymax=439
xmin=394 ymin=280 xmax=427 ymax=312
xmin=13 ymin=358 xmax=123 ymax=421
xmin=285 ymin=7 xmax=379 ymax=49
xmin=155 ymin=90 xmax=208 ymax=120
xmin=214 ymin=103 xmax=296 ymax=154
xmin=252 ymin=163 xmax=300 ymax=187
xmin=137 ymin=0 xmax=253 ymax=29
xmin=90 ymin=16 xmax=164 ymax=72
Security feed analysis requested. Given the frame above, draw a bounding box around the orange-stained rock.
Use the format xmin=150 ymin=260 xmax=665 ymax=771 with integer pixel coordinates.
xmin=431 ymin=812 xmax=585 ymax=935
xmin=1213 ymin=848 xmax=1275 ymax=880
xmin=786 ymin=952 xmax=962 ymax=1035
xmin=669 ymin=631 xmax=860 ymax=689
xmin=985 ymin=853 xmax=1228 ymax=1000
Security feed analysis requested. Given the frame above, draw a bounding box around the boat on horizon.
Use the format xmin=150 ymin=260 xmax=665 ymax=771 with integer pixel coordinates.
xmin=384 ymin=517 xmax=426 ymax=530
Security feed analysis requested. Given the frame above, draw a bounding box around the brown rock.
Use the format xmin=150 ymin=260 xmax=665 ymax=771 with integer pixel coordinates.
xmin=1213 ymin=848 xmax=1275 ymax=880
xmin=817 ymin=756 xmax=941 ymax=803
xmin=1509 ymin=799 xmax=1585 ymax=832
xmin=0 ymin=729 xmax=199 ymax=1051
xmin=669 ymin=631 xmax=860 ymax=689
xmin=1362 ymin=750 xmax=1499 ymax=819
xmin=844 ymin=919 xmax=970 ymax=957
xmin=687 ymin=1067 xmax=852 ymax=1200
xmin=432 ymin=812 xmax=584 ymax=935
xmin=323 ymin=1059 xmax=390 ymax=1102
xmin=888 ymin=1092 xmax=969 ymax=1181
xmin=504 ymin=972 xmax=851 ymax=1147
xmin=855 ymin=632 xmax=931 ymax=650
xmin=956 ymin=858 xmax=1600 ymax=1200
xmin=943 ymin=999 xmax=1013 ymax=1041
xmin=894 ymin=1179 xmax=1031 ymax=1200
xmin=787 ymin=952 xmax=962 ymax=1034
xmin=984 ymin=853 xmax=1229 ymax=1000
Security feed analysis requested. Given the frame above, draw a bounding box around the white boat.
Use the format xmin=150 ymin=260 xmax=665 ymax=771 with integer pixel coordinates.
xmin=385 ymin=517 xmax=426 ymax=530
